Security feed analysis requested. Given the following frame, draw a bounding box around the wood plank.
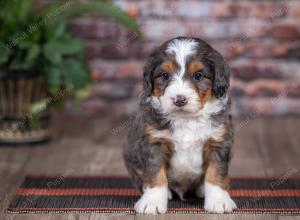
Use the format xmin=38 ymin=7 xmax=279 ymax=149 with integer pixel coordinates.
xmin=49 ymin=213 xmax=90 ymax=220
xmin=12 ymin=214 xmax=51 ymax=220
xmin=278 ymin=216 xmax=300 ymax=220
xmin=89 ymin=213 xmax=134 ymax=220
xmin=230 ymin=118 xmax=267 ymax=176
xmin=253 ymin=117 xmax=300 ymax=176
xmin=135 ymin=214 xmax=278 ymax=220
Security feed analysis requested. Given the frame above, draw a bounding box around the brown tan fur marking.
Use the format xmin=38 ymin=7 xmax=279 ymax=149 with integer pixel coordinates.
xmin=153 ymin=85 xmax=163 ymax=97
xmin=153 ymin=61 xmax=177 ymax=97
xmin=199 ymin=87 xmax=213 ymax=106
xmin=160 ymin=60 xmax=177 ymax=74
xmin=205 ymin=163 xmax=229 ymax=190
xmin=143 ymin=123 xmax=174 ymax=188
xmin=187 ymin=60 xmax=213 ymax=107
xmin=202 ymin=125 xmax=230 ymax=190
xmin=188 ymin=60 xmax=205 ymax=77
xmin=144 ymin=166 xmax=168 ymax=188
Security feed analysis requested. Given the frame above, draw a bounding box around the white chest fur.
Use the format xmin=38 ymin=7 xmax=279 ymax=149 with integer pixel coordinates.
xmin=148 ymin=115 xmax=225 ymax=184
xmin=167 ymin=117 xmax=224 ymax=182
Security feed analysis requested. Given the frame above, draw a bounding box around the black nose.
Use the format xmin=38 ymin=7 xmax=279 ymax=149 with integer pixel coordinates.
xmin=173 ymin=95 xmax=187 ymax=107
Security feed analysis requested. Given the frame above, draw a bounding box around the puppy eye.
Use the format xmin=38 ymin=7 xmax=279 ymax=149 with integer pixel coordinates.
xmin=160 ymin=72 xmax=169 ymax=81
xmin=194 ymin=71 xmax=204 ymax=81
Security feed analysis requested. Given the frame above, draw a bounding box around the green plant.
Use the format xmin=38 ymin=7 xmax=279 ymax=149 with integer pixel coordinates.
xmin=0 ymin=0 xmax=139 ymax=97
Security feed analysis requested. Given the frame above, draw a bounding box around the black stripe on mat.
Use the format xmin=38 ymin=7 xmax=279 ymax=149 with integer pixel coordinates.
xmin=20 ymin=177 xmax=300 ymax=190
xmin=8 ymin=195 xmax=300 ymax=210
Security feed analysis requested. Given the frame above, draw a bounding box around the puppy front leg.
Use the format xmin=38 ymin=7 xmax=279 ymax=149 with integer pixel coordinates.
xmin=134 ymin=167 xmax=168 ymax=214
xmin=204 ymin=146 xmax=237 ymax=213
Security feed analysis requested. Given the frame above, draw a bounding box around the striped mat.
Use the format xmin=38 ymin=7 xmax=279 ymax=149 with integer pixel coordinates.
xmin=7 ymin=176 xmax=300 ymax=214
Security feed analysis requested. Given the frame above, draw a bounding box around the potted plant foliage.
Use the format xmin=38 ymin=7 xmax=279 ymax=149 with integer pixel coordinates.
xmin=0 ymin=0 xmax=139 ymax=145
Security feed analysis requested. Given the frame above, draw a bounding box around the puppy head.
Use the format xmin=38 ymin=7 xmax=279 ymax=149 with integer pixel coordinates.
xmin=143 ymin=37 xmax=230 ymax=117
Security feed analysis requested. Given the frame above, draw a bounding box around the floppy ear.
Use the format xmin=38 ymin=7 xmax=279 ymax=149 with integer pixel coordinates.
xmin=143 ymin=49 xmax=162 ymax=97
xmin=143 ymin=56 xmax=154 ymax=97
xmin=207 ymin=50 xmax=230 ymax=99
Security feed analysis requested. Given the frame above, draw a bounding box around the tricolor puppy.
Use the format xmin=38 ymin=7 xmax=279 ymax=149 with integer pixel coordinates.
xmin=123 ymin=37 xmax=237 ymax=214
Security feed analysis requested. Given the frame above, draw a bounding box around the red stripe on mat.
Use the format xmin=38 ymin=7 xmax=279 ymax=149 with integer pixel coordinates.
xmin=16 ymin=188 xmax=141 ymax=196
xmin=8 ymin=207 xmax=133 ymax=212
xmin=16 ymin=188 xmax=300 ymax=197
xmin=25 ymin=175 xmax=300 ymax=179
xmin=7 ymin=207 xmax=300 ymax=212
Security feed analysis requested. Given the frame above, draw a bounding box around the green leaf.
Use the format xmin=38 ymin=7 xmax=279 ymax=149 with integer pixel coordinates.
xmin=29 ymin=113 xmax=39 ymax=129
xmin=44 ymin=66 xmax=62 ymax=86
xmin=43 ymin=42 xmax=62 ymax=64
xmin=9 ymin=43 xmax=39 ymax=71
xmin=57 ymin=35 xmax=84 ymax=55
xmin=9 ymin=50 xmax=32 ymax=70
xmin=42 ymin=35 xmax=84 ymax=64
xmin=26 ymin=25 xmax=41 ymax=42
xmin=62 ymin=58 xmax=90 ymax=89
xmin=46 ymin=22 xmax=66 ymax=41
xmin=25 ymin=44 xmax=40 ymax=64
xmin=15 ymin=0 xmax=34 ymax=22
xmin=47 ymin=85 xmax=60 ymax=95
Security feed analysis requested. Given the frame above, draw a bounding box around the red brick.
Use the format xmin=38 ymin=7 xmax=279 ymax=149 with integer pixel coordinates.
xmin=142 ymin=19 xmax=189 ymax=41
xmin=285 ymin=81 xmax=300 ymax=98
xmin=91 ymin=81 xmax=137 ymax=100
xmin=272 ymin=42 xmax=290 ymax=57
xmin=114 ymin=1 xmax=141 ymax=17
xmin=69 ymin=17 xmax=124 ymax=40
xmin=270 ymin=24 xmax=300 ymax=40
xmin=224 ymin=40 xmax=299 ymax=60
xmin=276 ymin=61 xmax=300 ymax=79
xmin=213 ymin=2 xmax=250 ymax=18
xmin=176 ymin=1 xmax=213 ymax=18
xmin=200 ymin=21 xmax=269 ymax=40
xmin=252 ymin=2 xmax=288 ymax=20
xmin=232 ymin=98 xmax=300 ymax=117
xmin=230 ymin=78 xmax=246 ymax=97
xmin=231 ymin=60 xmax=280 ymax=81
xmin=246 ymin=80 xmax=286 ymax=97
xmin=90 ymin=60 xmax=144 ymax=80
xmin=213 ymin=2 xmax=288 ymax=19
xmin=272 ymin=41 xmax=300 ymax=59
xmin=140 ymin=1 xmax=177 ymax=18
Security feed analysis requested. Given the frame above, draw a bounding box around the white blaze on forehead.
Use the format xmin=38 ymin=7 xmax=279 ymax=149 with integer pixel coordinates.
xmin=166 ymin=38 xmax=198 ymax=77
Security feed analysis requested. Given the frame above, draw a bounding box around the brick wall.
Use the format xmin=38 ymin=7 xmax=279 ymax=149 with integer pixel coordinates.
xmin=67 ymin=0 xmax=300 ymax=117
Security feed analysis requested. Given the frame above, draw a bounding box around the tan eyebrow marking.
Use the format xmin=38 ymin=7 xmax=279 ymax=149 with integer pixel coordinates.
xmin=160 ymin=60 xmax=177 ymax=74
xmin=188 ymin=60 xmax=205 ymax=76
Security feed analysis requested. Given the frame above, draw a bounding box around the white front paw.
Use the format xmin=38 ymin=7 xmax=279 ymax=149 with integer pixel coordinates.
xmin=134 ymin=186 xmax=168 ymax=215
xmin=204 ymin=182 xmax=237 ymax=213
xmin=204 ymin=194 xmax=237 ymax=213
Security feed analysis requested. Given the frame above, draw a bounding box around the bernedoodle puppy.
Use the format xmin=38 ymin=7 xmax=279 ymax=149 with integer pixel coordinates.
xmin=123 ymin=36 xmax=237 ymax=214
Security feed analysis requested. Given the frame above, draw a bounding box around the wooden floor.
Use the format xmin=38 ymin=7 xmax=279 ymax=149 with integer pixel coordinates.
xmin=0 ymin=114 xmax=300 ymax=220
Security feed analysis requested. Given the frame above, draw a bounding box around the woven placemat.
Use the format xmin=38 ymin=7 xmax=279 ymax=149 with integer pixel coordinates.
xmin=7 ymin=176 xmax=300 ymax=214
